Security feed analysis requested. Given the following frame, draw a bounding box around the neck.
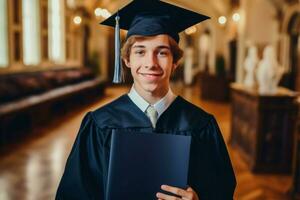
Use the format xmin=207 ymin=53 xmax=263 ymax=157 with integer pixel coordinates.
xmin=133 ymin=84 xmax=169 ymax=105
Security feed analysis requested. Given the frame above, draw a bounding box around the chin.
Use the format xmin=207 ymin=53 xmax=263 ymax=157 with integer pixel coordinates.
xmin=142 ymin=84 xmax=159 ymax=93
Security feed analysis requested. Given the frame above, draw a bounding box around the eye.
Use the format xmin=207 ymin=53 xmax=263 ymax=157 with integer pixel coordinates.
xmin=134 ymin=50 xmax=145 ymax=56
xmin=158 ymin=50 xmax=170 ymax=57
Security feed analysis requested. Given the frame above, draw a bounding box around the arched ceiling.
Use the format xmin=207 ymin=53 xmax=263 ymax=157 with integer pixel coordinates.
xmin=70 ymin=0 xmax=233 ymax=19
xmin=70 ymin=0 xmax=299 ymax=19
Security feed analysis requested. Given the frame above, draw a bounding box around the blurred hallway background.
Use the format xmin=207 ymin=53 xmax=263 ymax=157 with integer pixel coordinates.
xmin=0 ymin=0 xmax=299 ymax=199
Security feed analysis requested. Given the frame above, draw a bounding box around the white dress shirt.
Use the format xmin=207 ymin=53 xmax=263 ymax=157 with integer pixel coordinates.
xmin=127 ymin=85 xmax=177 ymax=119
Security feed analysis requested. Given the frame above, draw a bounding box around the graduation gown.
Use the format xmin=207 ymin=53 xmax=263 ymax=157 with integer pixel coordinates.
xmin=56 ymin=95 xmax=236 ymax=200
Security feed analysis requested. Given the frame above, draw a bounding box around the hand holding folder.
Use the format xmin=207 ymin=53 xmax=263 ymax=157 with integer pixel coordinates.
xmin=106 ymin=131 xmax=192 ymax=200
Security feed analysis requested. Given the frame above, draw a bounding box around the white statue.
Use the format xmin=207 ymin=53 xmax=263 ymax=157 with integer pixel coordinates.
xmin=199 ymin=32 xmax=210 ymax=72
xmin=256 ymin=45 xmax=284 ymax=95
xmin=243 ymin=46 xmax=258 ymax=88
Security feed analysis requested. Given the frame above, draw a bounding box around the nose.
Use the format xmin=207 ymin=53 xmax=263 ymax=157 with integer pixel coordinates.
xmin=144 ymin=52 xmax=158 ymax=69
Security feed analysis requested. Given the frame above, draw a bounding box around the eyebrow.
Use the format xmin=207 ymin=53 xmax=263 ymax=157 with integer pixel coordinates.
xmin=132 ymin=45 xmax=145 ymax=49
xmin=132 ymin=45 xmax=171 ymax=50
xmin=157 ymin=45 xmax=171 ymax=50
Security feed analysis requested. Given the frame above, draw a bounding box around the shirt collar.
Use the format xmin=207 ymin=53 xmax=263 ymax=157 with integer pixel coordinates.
xmin=127 ymin=85 xmax=176 ymax=117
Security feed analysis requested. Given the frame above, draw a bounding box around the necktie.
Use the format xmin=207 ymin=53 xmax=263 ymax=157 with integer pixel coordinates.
xmin=145 ymin=105 xmax=158 ymax=128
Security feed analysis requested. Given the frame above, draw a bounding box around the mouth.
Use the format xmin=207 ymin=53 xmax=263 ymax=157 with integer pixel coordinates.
xmin=139 ymin=72 xmax=163 ymax=80
xmin=140 ymin=72 xmax=163 ymax=76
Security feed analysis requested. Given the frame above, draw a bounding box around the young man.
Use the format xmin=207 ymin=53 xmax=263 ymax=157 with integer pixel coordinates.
xmin=56 ymin=1 xmax=236 ymax=199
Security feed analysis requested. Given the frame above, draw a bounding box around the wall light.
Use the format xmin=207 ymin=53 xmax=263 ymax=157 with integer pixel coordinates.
xmin=232 ymin=13 xmax=240 ymax=22
xmin=218 ymin=16 xmax=227 ymax=25
xmin=73 ymin=16 xmax=82 ymax=25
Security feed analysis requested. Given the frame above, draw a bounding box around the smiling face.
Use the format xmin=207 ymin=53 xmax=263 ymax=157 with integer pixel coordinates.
xmin=123 ymin=34 xmax=179 ymax=97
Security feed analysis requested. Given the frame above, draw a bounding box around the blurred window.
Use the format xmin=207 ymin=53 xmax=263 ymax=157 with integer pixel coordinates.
xmin=48 ymin=0 xmax=65 ymax=63
xmin=0 ymin=0 xmax=9 ymax=67
xmin=22 ymin=0 xmax=41 ymax=65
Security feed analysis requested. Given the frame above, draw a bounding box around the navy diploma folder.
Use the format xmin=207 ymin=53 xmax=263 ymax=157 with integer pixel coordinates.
xmin=105 ymin=131 xmax=192 ymax=200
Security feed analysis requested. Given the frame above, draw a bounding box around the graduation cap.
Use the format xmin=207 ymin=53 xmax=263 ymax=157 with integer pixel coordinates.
xmin=100 ymin=0 xmax=210 ymax=83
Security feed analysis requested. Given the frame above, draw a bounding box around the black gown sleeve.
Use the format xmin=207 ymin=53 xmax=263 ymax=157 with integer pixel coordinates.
xmin=188 ymin=116 xmax=236 ymax=200
xmin=56 ymin=112 xmax=106 ymax=200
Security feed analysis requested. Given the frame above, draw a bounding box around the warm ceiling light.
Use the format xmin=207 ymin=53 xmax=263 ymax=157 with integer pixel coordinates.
xmin=185 ymin=26 xmax=197 ymax=35
xmin=218 ymin=16 xmax=227 ymax=25
xmin=94 ymin=8 xmax=111 ymax=19
xmin=101 ymin=9 xmax=111 ymax=18
xmin=73 ymin=16 xmax=82 ymax=25
xmin=94 ymin=8 xmax=102 ymax=17
xmin=232 ymin=13 xmax=240 ymax=22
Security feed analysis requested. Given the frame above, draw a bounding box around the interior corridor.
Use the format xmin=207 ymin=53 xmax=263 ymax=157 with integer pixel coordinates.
xmin=0 ymin=82 xmax=292 ymax=200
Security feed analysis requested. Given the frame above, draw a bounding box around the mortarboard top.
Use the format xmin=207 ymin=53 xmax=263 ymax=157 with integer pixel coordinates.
xmin=99 ymin=0 xmax=210 ymax=83
xmin=101 ymin=0 xmax=210 ymax=43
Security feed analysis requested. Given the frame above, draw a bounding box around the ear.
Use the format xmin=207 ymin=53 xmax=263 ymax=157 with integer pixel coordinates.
xmin=123 ymin=58 xmax=131 ymax=68
xmin=172 ymin=62 xmax=179 ymax=73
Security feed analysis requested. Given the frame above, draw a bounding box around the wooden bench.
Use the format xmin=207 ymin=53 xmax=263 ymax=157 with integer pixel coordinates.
xmin=0 ymin=68 xmax=106 ymax=151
